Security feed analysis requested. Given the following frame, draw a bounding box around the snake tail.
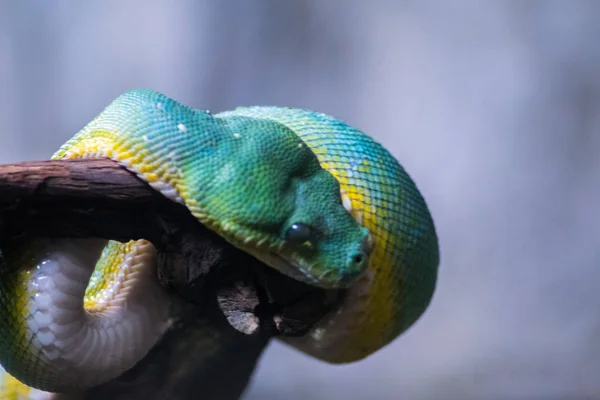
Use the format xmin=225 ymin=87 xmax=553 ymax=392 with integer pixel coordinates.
xmin=0 ymin=239 xmax=172 ymax=392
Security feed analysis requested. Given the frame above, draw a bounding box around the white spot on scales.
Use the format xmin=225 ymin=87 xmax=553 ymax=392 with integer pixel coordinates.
xmin=341 ymin=191 xmax=353 ymax=213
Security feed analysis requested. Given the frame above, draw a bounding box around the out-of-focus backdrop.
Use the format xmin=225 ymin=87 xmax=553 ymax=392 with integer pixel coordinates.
xmin=0 ymin=1 xmax=598 ymax=399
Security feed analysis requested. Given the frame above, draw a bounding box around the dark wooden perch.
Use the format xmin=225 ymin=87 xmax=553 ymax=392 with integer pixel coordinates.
xmin=0 ymin=159 xmax=342 ymax=400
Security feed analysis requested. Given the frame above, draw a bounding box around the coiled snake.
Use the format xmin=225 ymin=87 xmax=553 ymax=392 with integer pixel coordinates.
xmin=0 ymin=89 xmax=439 ymax=397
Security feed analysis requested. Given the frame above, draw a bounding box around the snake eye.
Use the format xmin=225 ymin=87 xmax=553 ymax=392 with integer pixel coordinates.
xmin=284 ymin=223 xmax=317 ymax=245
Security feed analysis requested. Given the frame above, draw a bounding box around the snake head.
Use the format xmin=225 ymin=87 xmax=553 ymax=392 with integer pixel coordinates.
xmin=254 ymin=167 xmax=374 ymax=289
xmin=187 ymin=115 xmax=372 ymax=289
xmin=60 ymin=89 xmax=371 ymax=290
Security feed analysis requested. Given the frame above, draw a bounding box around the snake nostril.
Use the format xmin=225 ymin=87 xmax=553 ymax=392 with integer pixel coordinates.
xmin=348 ymin=250 xmax=367 ymax=270
xmin=340 ymin=250 xmax=368 ymax=286
xmin=353 ymin=254 xmax=364 ymax=264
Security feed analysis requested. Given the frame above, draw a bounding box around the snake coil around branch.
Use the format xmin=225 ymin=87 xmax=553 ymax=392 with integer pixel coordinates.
xmin=0 ymin=158 xmax=340 ymax=399
xmin=0 ymin=158 xmax=337 ymax=333
xmin=0 ymin=90 xmax=439 ymax=399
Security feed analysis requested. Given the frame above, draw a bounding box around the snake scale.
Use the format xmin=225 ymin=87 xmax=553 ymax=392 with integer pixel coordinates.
xmin=0 ymin=89 xmax=439 ymax=398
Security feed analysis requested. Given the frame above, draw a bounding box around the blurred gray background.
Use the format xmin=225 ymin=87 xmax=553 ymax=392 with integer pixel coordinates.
xmin=0 ymin=1 xmax=599 ymax=399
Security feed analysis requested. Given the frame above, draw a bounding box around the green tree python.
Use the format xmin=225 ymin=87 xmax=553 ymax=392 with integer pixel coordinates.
xmin=0 ymin=89 xmax=439 ymax=398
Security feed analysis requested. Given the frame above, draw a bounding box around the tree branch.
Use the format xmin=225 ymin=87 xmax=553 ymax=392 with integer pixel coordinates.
xmin=0 ymin=158 xmax=193 ymax=244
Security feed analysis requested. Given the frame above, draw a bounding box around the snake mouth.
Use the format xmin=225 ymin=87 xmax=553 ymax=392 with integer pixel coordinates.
xmin=262 ymin=252 xmax=324 ymax=287
xmin=255 ymin=251 xmax=360 ymax=291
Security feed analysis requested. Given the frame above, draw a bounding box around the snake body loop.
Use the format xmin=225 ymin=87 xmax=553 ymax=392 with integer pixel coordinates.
xmin=0 ymin=89 xmax=439 ymax=396
xmin=0 ymin=239 xmax=172 ymax=392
